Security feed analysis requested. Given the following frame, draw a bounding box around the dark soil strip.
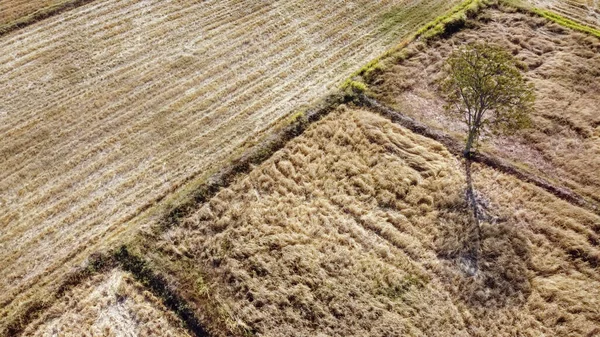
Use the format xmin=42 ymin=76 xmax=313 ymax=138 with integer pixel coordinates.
xmin=0 ymin=0 xmax=97 ymax=37
xmin=359 ymin=94 xmax=599 ymax=216
xmin=3 ymin=253 xmax=116 ymax=336
xmin=3 ymin=247 xmax=211 ymax=337
xmin=114 ymin=246 xmax=210 ymax=337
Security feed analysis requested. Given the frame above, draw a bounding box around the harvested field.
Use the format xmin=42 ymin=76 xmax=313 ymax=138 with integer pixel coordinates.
xmin=22 ymin=269 xmax=191 ymax=337
xmin=370 ymin=7 xmax=600 ymax=205
xmin=0 ymin=0 xmax=471 ymax=329
xmin=0 ymin=0 xmax=96 ymax=36
xmin=527 ymin=0 xmax=600 ymax=29
xmin=146 ymin=107 xmax=600 ymax=336
xmin=1 ymin=0 xmax=71 ymax=28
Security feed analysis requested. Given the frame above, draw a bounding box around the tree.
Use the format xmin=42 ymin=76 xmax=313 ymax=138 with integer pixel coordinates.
xmin=442 ymin=43 xmax=534 ymax=157
xmin=441 ymin=43 xmax=534 ymax=273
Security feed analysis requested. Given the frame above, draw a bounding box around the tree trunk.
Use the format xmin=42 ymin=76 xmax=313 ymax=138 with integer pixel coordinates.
xmin=464 ymin=158 xmax=481 ymax=274
xmin=464 ymin=128 xmax=476 ymax=158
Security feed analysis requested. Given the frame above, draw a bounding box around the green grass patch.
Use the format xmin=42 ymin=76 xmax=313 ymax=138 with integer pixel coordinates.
xmin=342 ymin=79 xmax=368 ymax=95
xmin=531 ymin=8 xmax=600 ymax=38
xmin=415 ymin=0 xmax=491 ymax=39
xmin=346 ymin=0 xmax=493 ymax=94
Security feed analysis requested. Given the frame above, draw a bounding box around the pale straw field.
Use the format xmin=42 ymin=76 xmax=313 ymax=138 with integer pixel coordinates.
xmin=527 ymin=0 xmax=600 ymax=28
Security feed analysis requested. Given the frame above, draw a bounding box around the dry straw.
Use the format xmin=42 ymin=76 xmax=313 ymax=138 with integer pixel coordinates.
xmin=149 ymin=107 xmax=600 ymax=336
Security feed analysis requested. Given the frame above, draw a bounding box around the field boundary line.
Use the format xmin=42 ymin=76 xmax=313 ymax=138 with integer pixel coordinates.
xmin=530 ymin=8 xmax=600 ymax=37
xmin=3 ymin=252 xmax=117 ymax=336
xmin=3 ymin=247 xmax=212 ymax=337
xmin=149 ymin=93 xmax=348 ymax=236
xmin=503 ymin=0 xmax=600 ymax=37
xmin=114 ymin=246 xmax=211 ymax=337
xmin=358 ymin=94 xmax=599 ymax=216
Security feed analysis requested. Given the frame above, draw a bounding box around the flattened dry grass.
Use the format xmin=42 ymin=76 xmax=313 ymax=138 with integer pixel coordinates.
xmin=22 ymin=269 xmax=191 ymax=337
xmin=371 ymin=7 xmax=600 ymax=205
xmin=147 ymin=107 xmax=465 ymax=336
xmin=468 ymin=163 xmax=600 ymax=336
xmin=146 ymin=107 xmax=600 ymax=336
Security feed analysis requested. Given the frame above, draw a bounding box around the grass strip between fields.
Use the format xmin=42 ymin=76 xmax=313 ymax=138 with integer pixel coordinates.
xmin=155 ymin=93 xmax=346 ymax=235
xmin=3 ymin=252 xmax=116 ymax=336
xmin=530 ymin=8 xmax=600 ymax=38
xmin=115 ymin=247 xmax=210 ymax=337
xmin=343 ymin=0 xmax=493 ymax=90
xmin=5 ymin=246 xmax=208 ymax=337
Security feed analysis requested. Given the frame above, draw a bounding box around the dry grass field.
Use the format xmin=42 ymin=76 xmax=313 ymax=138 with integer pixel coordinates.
xmin=21 ymin=269 xmax=191 ymax=336
xmin=145 ymin=107 xmax=600 ymax=336
xmin=0 ymin=0 xmax=470 ymax=331
xmin=371 ymin=7 xmax=600 ymax=205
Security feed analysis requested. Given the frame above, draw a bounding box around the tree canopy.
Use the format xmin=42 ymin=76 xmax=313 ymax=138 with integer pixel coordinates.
xmin=441 ymin=43 xmax=535 ymax=156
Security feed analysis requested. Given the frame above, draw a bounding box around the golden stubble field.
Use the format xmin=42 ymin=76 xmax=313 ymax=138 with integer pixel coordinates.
xmin=146 ymin=107 xmax=600 ymax=336
xmin=0 ymin=0 xmax=468 ymax=330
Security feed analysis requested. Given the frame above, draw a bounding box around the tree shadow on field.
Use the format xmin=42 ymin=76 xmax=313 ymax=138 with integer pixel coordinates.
xmin=434 ymin=192 xmax=532 ymax=309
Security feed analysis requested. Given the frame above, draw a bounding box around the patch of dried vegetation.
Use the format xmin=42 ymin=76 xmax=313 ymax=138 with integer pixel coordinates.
xmin=146 ymin=107 xmax=600 ymax=336
xmin=22 ymin=269 xmax=191 ymax=337
xmin=467 ymin=163 xmax=600 ymax=336
xmin=372 ymin=7 xmax=600 ymax=205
